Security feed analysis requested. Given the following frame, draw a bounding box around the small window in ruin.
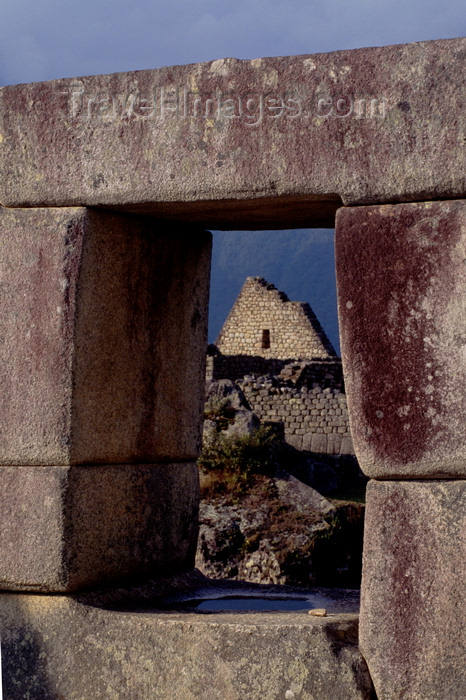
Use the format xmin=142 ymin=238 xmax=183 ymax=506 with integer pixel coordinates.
xmin=262 ymin=329 xmax=270 ymax=349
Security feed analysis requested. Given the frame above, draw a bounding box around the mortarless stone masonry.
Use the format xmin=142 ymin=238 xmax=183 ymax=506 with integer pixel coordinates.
xmin=336 ymin=199 xmax=466 ymax=699
xmin=215 ymin=276 xmax=337 ymax=360
xmin=238 ymin=378 xmax=354 ymax=455
xmin=0 ymin=38 xmax=464 ymax=699
xmin=0 ymin=206 xmax=211 ymax=591
xmin=209 ymin=277 xmax=354 ymax=455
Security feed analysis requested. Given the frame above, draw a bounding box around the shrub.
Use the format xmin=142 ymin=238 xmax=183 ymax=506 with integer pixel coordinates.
xmin=199 ymin=425 xmax=282 ymax=495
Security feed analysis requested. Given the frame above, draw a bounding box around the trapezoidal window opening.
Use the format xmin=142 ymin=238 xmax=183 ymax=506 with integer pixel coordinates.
xmin=204 ymin=224 xmax=364 ymax=588
xmin=261 ymin=329 xmax=271 ymax=349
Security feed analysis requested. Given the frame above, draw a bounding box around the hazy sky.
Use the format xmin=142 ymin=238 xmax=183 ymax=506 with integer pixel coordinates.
xmin=1 ymin=0 xmax=464 ymax=86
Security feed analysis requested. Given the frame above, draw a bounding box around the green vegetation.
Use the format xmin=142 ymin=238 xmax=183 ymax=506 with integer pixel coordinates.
xmin=199 ymin=424 xmax=282 ymax=497
xmin=329 ymin=483 xmax=367 ymax=505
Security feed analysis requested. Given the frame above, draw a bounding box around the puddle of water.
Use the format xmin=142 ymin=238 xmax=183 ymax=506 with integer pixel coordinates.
xmin=189 ymin=597 xmax=313 ymax=612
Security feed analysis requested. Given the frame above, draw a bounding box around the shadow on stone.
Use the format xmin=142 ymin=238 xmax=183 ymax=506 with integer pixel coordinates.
xmin=2 ymin=623 xmax=55 ymax=699
xmin=283 ymin=449 xmax=367 ymax=498
xmin=322 ymin=622 xmax=377 ymax=699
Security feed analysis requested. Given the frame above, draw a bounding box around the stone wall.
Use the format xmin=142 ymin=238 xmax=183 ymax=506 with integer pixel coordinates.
xmin=208 ymin=274 xmax=351 ymax=455
xmin=0 ymin=39 xmax=464 ymax=700
xmin=206 ymin=356 xmax=353 ymax=456
xmin=206 ymin=353 xmax=285 ymax=382
xmin=215 ymin=277 xmax=336 ymax=360
xmin=337 ymin=200 xmax=466 ymax=700
xmin=238 ymin=377 xmax=354 ymax=456
xmin=206 ymin=353 xmax=344 ymax=387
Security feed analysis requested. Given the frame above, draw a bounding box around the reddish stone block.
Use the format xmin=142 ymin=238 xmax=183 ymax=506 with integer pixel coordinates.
xmin=336 ymin=200 xmax=466 ymax=478
xmin=360 ymin=480 xmax=466 ymax=700
xmin=0 ymin=207 xmax=211 ymax=465
xmin=1 ymin=39 xmax=465 ymax=227
xmin=0 ymin=463 xmax=199 ymax=592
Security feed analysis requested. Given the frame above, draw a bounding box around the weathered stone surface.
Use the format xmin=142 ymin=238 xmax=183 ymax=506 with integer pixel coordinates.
xmin=336 ymin=200 xmax=466 ymax=478
xmin=274 ymin=473 xmax=336 ymax=517
xmin=0 ymin=207 xmax=211 ymax=465
xmin=360 ymin=480 xmax=466 ymax=700
xmin=327 ymin=433 xmax=343 ymax=455
xmin=287 ymin=433 xmax=303 ymax=450
xmin=205 ymin=378 xmax=251 ymax=410
xmin=311 ymin=433 xmax=328 ymax=453
xmin=215 ymin=276 xmax=337 ymax=358
xmin=340 ymin=435 xmax=355 ymax=456
xmin=0 ymin=584 xmax=375 ymax=699
xmin=197 ymin=483 xmax=365 ymax=588
xmin=203 ymin=379 xmax=260 ymax=442
xmin=1 ymin=39 xmax=464 ymax=226
xmin=0 ymin=463 xmax=199 ymax=592
xmin=223 ymin=408 xmax=260 ymax=438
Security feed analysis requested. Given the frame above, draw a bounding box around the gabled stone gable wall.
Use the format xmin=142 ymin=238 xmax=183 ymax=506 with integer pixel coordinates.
xmin=215 ymin=277 xmax=337 ymax=360
xmin=210 ymin=277 xmax=348 ymax=455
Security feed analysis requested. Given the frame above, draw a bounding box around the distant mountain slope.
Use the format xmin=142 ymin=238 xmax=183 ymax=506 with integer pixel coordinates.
xmin=208 ymin=229 xmax=340 ymax=354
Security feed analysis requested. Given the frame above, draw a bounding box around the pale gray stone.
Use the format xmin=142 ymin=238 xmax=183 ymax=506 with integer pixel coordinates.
xmin=223 ymin=409 xmax=260 ymax=438
xmin=340 ymin=436 xmax=355 ymax=455
xmin=0 ymin=463 xmax=199 ymax=592
xmin=311 ymin=434 xmax=328 ymax=453
xmin=275 ymin=473 xmax=336 ymax=516
xmin=0 ymin=582 xmax=375 ymax=700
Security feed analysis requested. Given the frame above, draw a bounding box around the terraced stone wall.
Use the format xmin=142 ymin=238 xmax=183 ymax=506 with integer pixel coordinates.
xmin=238 ymin=378 xmax=354 ymax=455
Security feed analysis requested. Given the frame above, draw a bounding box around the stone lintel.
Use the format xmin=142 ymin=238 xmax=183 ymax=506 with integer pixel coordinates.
xmin=0 ymin=207 xmax=211 ymax=465
xmin=0 ymin=38 xmax=464 ymax=223
xmin=359 ymin=480 xmax=466 ymax=700
xmin=0 ymin=463 xmax=199 ymax=592
xmin=336 ymin=199 xmax=466 ymax=478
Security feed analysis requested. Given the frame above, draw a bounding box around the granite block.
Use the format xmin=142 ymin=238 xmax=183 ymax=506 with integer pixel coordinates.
xmin=336 ymin=200 xmax=466 ymax=477
xmin=360 ymin=480 xmax=466 ymax=700
xmin=0 ymin=207 xmax=211 ymax=465
xmin=0 ymin=463 xmax=199 ymax=592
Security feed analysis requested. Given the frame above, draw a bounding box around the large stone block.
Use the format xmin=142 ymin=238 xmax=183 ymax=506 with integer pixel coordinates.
xmin=1 ymin=39 xmax=465 ymax=227
xmin=360 ymin=480 xmax=466 ymax=700
xmin=0 ymin=207 xmax=211 ymax=465
xmin=310 ymin=433 xmax=328 ymax=453
xmin=0 ymin=585 xmax=374 ymax=699
xmin=336 ymin=200 xmax=466 ymax=478
xmin=0 ymin=463 xmax=199 ymax=592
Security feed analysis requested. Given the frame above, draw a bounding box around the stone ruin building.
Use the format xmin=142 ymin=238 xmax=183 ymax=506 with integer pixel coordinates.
xmin=0 ymin=38 xmax=464 ymax=700
xmin=208 ymin=276 xmax=355 ymax=456
xmin=215 ymin=275 xmax=337 ymax=361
